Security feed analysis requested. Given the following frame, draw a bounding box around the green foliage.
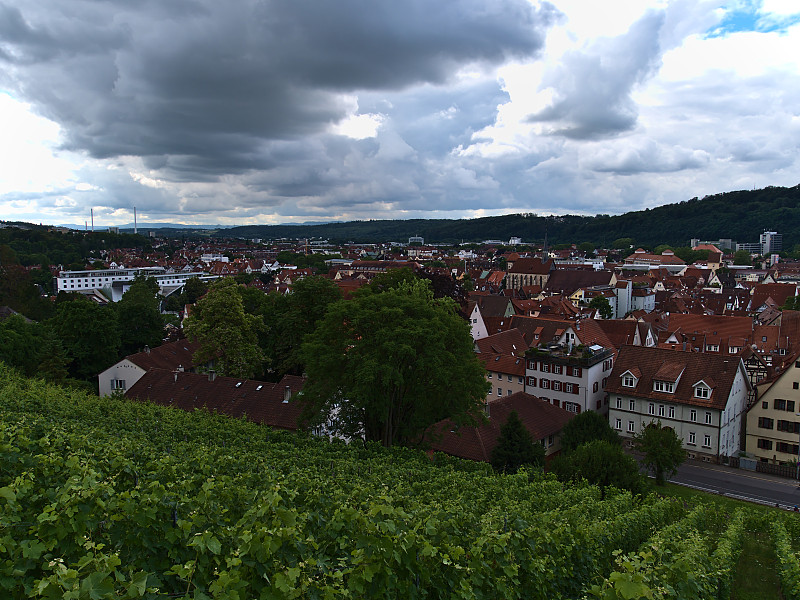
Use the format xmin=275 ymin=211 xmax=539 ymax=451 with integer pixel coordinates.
xmin=635 ymin=422 xmax=687 ymax=485
xmin=301 ymin=279 xmax=489 ymax=446
xmin=734 ymin=249 xmax=753 ymax=265
xmin=114 ymin=275 xmax=165 ymax=356
xmin=0 ymin=315 xmax=68 ymax=382
xmin=559 ymin=410 xmax=621 ymax=454
xmin=183 ymin=278 xmax=265 ymax=378
xmin=0 ymin=364 xmax=695 ymax=599
xmin=589 ymin=295 xmax=614 ymax=319
xmin=262 ymin=275 xmax=342 ymax=377
xmin=49 ymin=296 xmax=121 ymax=380
xmin=550 ymin=440 xmax=645 ymax=497
xmin=771 ymin=519 xmax=800 ymax=600
xmin=783 ymin=297 xmax=800 ymax=311
xmin=612 ymin=238 xmax=634 ymax=250
xmin=490 ymin=411 xmax=545 ymax=473
xmin=163 ymin=276 xmax=209 ymax=312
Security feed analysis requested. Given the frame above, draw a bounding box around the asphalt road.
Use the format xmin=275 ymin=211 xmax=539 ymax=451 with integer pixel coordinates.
xmin=666 ymin=459 xmax=800 ymax=508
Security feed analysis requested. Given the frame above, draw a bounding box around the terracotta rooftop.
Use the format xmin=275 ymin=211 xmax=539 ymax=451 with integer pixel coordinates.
xmin=429 ymin=392 xmax=574 ymax=463
xmin=126 ymin=338 xmax=202 ymax=371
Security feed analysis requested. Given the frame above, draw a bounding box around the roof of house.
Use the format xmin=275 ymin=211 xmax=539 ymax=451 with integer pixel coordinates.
xmin=749 ymin=283 xmax=797 ymax=312
xmin=543 ymin=270 xmax=613 ymax=295
xmin=475 ymin=329 xmax=529 ymax=356
xmin=606 ymin=346 xmax=747 ymax=410
xmin=126 ymin=338 xmax=202 ymax=371
xmin=479 ymin=353 xmax=526 ymax=376
xmin=125 ymin=369 xmax=306 ymax=430
xmin=507 ymin=257 xmax=553 ymax=275
xmin=429 ymin=392 xmax=574 ymax=462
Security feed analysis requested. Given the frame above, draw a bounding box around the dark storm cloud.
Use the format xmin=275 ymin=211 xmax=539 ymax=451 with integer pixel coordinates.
xmin=0 ymin=0 xmax=556 ymax=178
xmin=527 ymin=10 xmax=665 ymax=139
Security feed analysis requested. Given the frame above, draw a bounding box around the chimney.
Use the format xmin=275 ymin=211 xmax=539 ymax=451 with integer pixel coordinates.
xmin=283 ymin=385 xmax=291 ymax=403
xmin=177 ymin=364 xmax=184 ymax=372
xmin=173 ymin=371 xmax=178 ymax=383
xmin=144 ymin=345 xmax=150 ymax=355
xmin=484 ymin=401 xmax=490 ymax=418
xmin=209 ymin=370 xmax=216 ymax=382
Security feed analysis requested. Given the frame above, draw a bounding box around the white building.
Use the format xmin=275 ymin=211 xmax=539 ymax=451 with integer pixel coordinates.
xmin=55 ymin=267 xmax=213 ymax=301
xmin=606 ymin=346 xmax=751 ymax=462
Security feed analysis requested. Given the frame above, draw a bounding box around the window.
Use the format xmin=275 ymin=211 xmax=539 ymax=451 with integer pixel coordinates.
xmin=507 ymin=374 xmax=512 ymax=382
xmin=794 ymin=382 xmax=799 ymax=390
xmin=527 ymin=377 xmax=537 ymax=387
xmin=487 ymin=372 xmax=492 ymax=379
xmin=507 ymin=389 xmax=512 ymax=396
xmin=540 ymin=379 xmax=550 ymax=390
xmin=777 ymin=442 xmax=800 ymax=454
xmin=548 ymin=435 xmax=554 ymax=447
xmin=629 ymin=399 xmax=635 ymax=411
xmin=627 ymin=421 xmax=635 ymax=432
xmin=553 ymin=365 xmax=562 ymax=375
xmin=648 ymin=403 xmax=655 ymax=415
xmin=497 ymin=388 xmax=502 ymax=396
xmin=615 ymin=418 xmax=622 ymax=430
xmin=658 ymin=405 xmax=665 ymax=417
xmin=758 ymin=417 xmax=774 ymax=429
xmin=622 ymin=375 xmax=635 ymax=387
xmin=615 ymin=397 xmax=622 ymax=409
xmin=653 ymin=380 xmax=675 ymax=393
xmin=790 ymin=401 xmax=797 ymax=412
xmin=777 ymin=420 xmax=800 ymax=434
xmin=518 ymin=376 xmax=523 ymax=384
xmin=564 ymin=383 xmax=574 ymax=393
xmin=775 ymin=399 xmax=789 ymax=411
xmin=757 ymin=438 xmax=773 ymax=450
xmin=602 ymin=377 xmax=608 ymax=387
xmin=705 ymin=412 xmax=712 ymax=425
xmin=690 ymin=409 xmax=697 ymax=422
xmin=703 ymin=434 xmax=711 ymax=448
xmin=593 ymin=382 xmax=599 ymax=393
xmin=688 ymin=432 xmax=696 ymax=445
xmin=552 ymin=381 xmax=562 ymax=392
xmin=110 ymin=379 xmax=126 ymax=390
xmin=695 ymin=386 xmax=710 ymax=399
xmin=528 ymin=360 xmax=537 ymax=371
xmin=541 ymin=364 xmax=550 ymax=373
xmin=668 ymin=406 xmax=675 ymax=419
xmin=762 ymin=401 xmax=769 ymax=409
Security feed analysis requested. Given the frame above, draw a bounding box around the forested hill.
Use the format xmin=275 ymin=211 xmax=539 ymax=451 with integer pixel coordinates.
xmin=217 ymin=184 xmax=800 ymax=248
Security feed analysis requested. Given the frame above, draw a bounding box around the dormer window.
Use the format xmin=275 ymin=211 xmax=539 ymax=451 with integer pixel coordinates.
xmin=622 ymin=375 xmax=636 ymax=387
xmin=695 ymin=386 xmax=710 ymax=399
xmin=653 ymin=380 xmax=675 ymax=393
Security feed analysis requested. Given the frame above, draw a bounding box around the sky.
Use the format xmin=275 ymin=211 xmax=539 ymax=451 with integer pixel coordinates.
xmin=1 ymin=0 xmax=799 ymax=228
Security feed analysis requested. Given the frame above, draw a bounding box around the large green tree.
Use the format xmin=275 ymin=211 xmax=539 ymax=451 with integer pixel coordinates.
xmin=115 ymin=275 xmax=165 ymax=356
xmin=559 ymin=410 xmax=620 ymax=454
xmin=0 ymin=314 xmax=68 ymax=382
xmin=490 ymin=411 xmax=545 ymax=473
xmin=49 ymin=297 xmax=121 ymax=380
xmin=635 ymin=422 xmax=687 ymax=485
xmin=300 ymin=279 xmax=489 ymax=447
xmin=588 ymin=295 xmax=613 ymax=319
xmin=549 ymin=440 xmax=645 ymax=497
xmin=184 ymin=278 xmax=265 ymax=379
xmin=263 ymin=276 xmax=342 ymax=377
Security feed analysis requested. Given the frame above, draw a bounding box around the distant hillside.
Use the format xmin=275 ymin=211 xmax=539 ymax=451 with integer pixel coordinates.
xmin=216 ymin=184 xmax=800 ymax=249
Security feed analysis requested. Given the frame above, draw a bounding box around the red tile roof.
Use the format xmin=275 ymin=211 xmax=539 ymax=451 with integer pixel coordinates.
xmin=125 ymin=369 xmax=306 ymax=430
xmin=126 ymin=339 xmax=202 ymax=371
xmin=429 ymin=392 xmax=574 ymax=462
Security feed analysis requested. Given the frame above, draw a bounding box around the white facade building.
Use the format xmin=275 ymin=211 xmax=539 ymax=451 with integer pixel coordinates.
xmin=56 ymin=267 xmax=213 ymax=301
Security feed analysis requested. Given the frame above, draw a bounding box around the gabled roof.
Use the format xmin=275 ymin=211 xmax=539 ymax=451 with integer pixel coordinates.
xmin=126 ymin=369 xmax=306 ymax=430
xmin=429 ymin=392 xmax=574 ymax=462
xmin=126 ymin=339 xmax=202 ymax=371
xmin=607 ymin=346 xmax=749 ymax=410
xmin=507 ymin=257 xmax=553 ymax=275
xmin=479 ymin=353 xmax=526 ymax=376
xmin=475 ymin=329 xmax=528 ymax=356
xmin=543 ymin=270 xmax=613 ymax=295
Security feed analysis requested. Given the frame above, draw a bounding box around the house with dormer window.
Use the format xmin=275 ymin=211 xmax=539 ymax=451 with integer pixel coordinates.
xmin=606 ymin=346 xmax=751 ymax=462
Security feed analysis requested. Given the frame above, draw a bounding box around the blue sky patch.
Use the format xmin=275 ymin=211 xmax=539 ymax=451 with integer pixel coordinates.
xmin=706 ymin=1 xmax=800 ymax=37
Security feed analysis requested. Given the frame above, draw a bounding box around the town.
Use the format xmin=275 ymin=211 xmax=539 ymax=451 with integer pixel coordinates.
xmin=3 ymin=221 xmax=799 ymax=475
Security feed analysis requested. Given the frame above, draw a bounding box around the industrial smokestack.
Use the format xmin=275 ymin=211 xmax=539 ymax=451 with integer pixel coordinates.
xmin=134 ymin=207 xmax=137 ymax=235
xmin=91 ymin=208 xmax=94 ymax=232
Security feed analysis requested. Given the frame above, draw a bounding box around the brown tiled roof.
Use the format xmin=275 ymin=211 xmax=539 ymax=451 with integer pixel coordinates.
xmin=507 ymin=258 xmax=553 ymax=275
xmin=480 ymin=353 xmax=526 ymax=376
xmin=750 ymin=283 xmax=798 ymax=312
xmin=606 ymin=346 xmax=746 ymax=410
xmin=429 ymin=392 xmax=574 ymax=462
xmin=125 ymin=369 xmax=306 ymax=430
xmin=543 ymin=270 xmax=613 ymax=295
xmin=127 ymin=339 xmax=202 ymax=371
xmin=475 ymin=329 xmax=528 ymax=356
xmin=470 ymin=294 xmax=514 ymax=318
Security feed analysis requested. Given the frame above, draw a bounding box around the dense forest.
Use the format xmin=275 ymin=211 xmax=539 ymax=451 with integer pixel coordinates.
xmin=190 ymin=184 xmax=800 ymax=248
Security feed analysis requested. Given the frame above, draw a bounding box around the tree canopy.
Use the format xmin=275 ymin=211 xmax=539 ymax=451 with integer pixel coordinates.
xmin=490 ymin=411 xmax=545 ymax=474
xmin=634 ymin=422 xmax=687 ymax=485
xmin=549 ymin=440 xmax=645 ymax=497
xmin=184 ymin=278 xmax=265 ymax=379
xmin=588 ymin=295 xmax=613 ymax=319
xmin=115 ymin=274 xmax=165 ymax=356
xmin=300 ymin=279 xmax=489 ymax=447
xmin=559 ymin=409 xmax=621 ymax=454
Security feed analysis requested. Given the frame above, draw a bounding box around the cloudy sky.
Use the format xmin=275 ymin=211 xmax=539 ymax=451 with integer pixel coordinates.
xmin=1 ymin=0 xmax=798 ymax=227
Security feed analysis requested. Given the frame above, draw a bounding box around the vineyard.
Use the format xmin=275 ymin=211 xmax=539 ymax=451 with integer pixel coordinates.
xmin=1 ymin=364 xmax=798 ymax=599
